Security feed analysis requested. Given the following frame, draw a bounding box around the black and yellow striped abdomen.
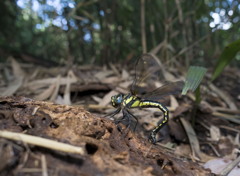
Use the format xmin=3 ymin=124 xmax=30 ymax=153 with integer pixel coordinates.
xmin=122 ymin=94 xmax=169 ymax=143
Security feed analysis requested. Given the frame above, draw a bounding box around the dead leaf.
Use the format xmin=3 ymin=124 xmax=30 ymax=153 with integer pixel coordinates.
xmin=204 ymin=158 xmax=240 ymax=176
xmin=168 ymin=120 xmax=186 ymax=141
xmin=209 ymin=125 xmax=221 ymax=142
xmin=121 ymin=69 xmax=129 ymax=80
xmin=180 ymin=117 xmax=201 ymax=160
xmin=101 ymin=76 xmax=120 ymax=84
xmin=34 ymin=76 xmax=61 ymax=101
xmin=63 ymin=71 xmax=76 ymax=105
xmin=50 ymin=75 xmax=61 ymax=102
xmin=91 ymin=95 xmax=102 ymax=103
xmin=109 ymin=63 xmax=120 ymax=76
xmin=170 ymin=95 xmax=179 ymax=110
xmin=94 ymin=70 xmax=114 ymax=80
xmin=172 ymin=103 xmax=191 ymax=117
xmin=10 ymin=57 xmax=26 ymax=78
xmin=175 ymin=144 xmax=191 ymax=157
xmin=26 ymin=76 xmax=77 ymax=90
xmin=99 ymin=90 xmax=118 ymax=106
xmin=0 ymin=77 xmax=23 ymax=96
xmin=209 ymin=83 xmax=237 ymax=110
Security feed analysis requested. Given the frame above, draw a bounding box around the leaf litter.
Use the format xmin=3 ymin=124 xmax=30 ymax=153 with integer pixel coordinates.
xmin=0 ymin=57 xmax=239 ymax=175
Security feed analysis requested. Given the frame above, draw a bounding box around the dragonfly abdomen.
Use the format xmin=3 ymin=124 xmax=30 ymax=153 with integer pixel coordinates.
xmin=139 ymin=100 xmax=169 ymax=144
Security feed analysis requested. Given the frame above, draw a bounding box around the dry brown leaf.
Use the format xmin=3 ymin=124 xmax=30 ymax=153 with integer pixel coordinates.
xmin=163 ymin=71 xmax=177 ymax=81
xmin=0 ymin=58 xmax=26 ymax=96
xmin=119 ymin=80 xmax=132 ymax=88
xmin=91 ymin=95 xmax=102 ymax=103
xmin=209 ymin=83 xmax=237 ymax=110
xmin=3 ymin=67 xmax=12 ymax=81
xmin=199 ymin=101 xmax=213 ymax=113
xmin=172 ymin=103 xmax=191 ymax=117
xmin=175 ymin=144 xmax=192 ymax=157
xmin=10 ymin=57 xmax=26 ymax=78
xmin=114 ymin=81 xmax=132 ymax=94
xmin=121 ymin=69 xmax=129 ymax=80
xmin=29 ymin=68 xmax=39 ymax=80
xmin=99 ymin=90 xmax=118 ymax=106
xmin=55 ymin=95 xmax=65 ymax=105
xmin=26 ymin=76 xmax=77 ymax=90
xmin=94 ymin=70 xmax=114 ymax=80
xmin=101 ymin=76 xmax=120 ymax=84
xmin=34 ymin=77 xmax=60 ymax=101
xmin=109 ymin=63 xmax=120 ymax=76
xmin=63 ymin=71 xmax=75 ymax=105
xmin=210 ymin=125 xmax=221 ymax=142
xmin=168 ymin=120 xmax=186 ymax=141
xmin=170 ymin=95 xmax=179 ymax=110
xmin=50 ymin=75 xmax=61 ymax=102
xmin=180 ymin=117 xmax=201 ymax=160
xmin=0 ymin=77 xmax=23 ymax=96
xmin=204 ymin=158 xmax=240 ymax=176
xmin=234 ymin=133 xmax=239 ymax=146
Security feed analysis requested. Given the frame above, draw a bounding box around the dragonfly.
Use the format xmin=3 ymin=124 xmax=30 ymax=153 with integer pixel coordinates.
xmin=109 ymin=54 xmax=184 ymax=144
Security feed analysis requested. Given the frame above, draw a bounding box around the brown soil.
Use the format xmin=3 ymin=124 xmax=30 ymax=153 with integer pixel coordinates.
xmin=0 ymin=96 xmax=212 ymax=176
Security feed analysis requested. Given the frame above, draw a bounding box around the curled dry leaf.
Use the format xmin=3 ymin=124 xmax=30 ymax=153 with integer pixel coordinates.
xmin=99 ymin=90 xmax=118 ymax=106
xmin=121 ymin=69 xmax=129 ymax=80
xmin=50 ymin=75 xmax=61 ymax=102
xmin=209 ymin=125 xmax=221 ymax=142
xmin=1 ymin=77 xmax=23 ymax=96
xmin=204 ymin=158 xmax=240 ymax=176
xmin=10 ymin=57 xmax=26 ymax=78
xmin=34 ymin=78 xmax=59 ymax=101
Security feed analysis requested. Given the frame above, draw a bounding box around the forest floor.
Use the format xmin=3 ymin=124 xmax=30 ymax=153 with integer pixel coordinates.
xmin=0 ymin=58 xmax=240 ymax=176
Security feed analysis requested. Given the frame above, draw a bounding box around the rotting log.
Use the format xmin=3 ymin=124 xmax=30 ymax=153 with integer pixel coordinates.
xmin=0 ymin=96 xmax=211 ymax=176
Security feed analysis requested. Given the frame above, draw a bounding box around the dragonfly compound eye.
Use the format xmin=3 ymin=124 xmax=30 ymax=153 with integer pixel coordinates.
xmin=116 ymin=96 xmax=122 ymax=104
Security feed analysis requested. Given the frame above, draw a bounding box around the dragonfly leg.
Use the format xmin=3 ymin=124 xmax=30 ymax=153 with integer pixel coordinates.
xmin=112 ymin=109 xmax=130 ymax=133
xmin=122 ymin=109 xmax=131 ymax=134
xmin=124 ymin=109 xmax=138 ymax=132
xmin=117 ymin=109 xmax=137 ymax=137
xmin=103 ymin=107 xmax=121 ymax=118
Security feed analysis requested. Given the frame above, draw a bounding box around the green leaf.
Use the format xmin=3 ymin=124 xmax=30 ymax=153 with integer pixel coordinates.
xmin=211 ymin=39 xmax=240 ymax=81
xmin=181 ymin=66 xmax=207 ymax=95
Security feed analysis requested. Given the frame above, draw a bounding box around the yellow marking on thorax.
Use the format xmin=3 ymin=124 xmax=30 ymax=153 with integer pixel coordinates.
xmin=123 ymin=95 xmax=140 ymax=108
xmin=123 ymin=96 xmax=133 ymax=105
xmin=130 ymin=99 xmax=140 ymax=108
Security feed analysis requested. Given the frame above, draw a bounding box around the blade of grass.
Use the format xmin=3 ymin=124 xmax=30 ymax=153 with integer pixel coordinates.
xmin=211 ymin=39 xmax=240 ymax=82
xmin=181 ymin=66 xmax=207 ymax=95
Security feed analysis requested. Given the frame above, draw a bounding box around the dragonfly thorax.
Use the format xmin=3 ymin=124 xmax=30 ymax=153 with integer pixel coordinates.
xmin=111 ymin=93 xmax=124 ymax=108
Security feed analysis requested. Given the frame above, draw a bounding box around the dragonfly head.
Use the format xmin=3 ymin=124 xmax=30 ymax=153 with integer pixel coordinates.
xmin=111 ymin=94 xmax=124 ymax=108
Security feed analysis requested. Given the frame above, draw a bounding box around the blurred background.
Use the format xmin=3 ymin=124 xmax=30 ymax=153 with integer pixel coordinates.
xmin=0 ymin=0 xmax=239 ymax=67
xmin=0 ymin=1 xmax=240 ymax=175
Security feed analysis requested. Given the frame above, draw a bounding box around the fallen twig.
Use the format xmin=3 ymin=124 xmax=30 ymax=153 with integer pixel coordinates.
xmin=0 ymin=131 xmax=85 ymax=155
xmin=220 ymin=154 xmax=240 ymax=176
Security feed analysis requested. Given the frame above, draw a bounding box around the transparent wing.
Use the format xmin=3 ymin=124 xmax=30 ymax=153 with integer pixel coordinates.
xmin=130 ymin=54 xmax=162 ymax=95
xmin=141 ymin=81 xmax=184 ymax=101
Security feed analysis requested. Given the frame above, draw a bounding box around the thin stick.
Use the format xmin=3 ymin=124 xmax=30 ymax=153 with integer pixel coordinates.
xmin=140 ymin=0 xmax=147 ymax=53
xmin=41 ymin=155 xmax=48 ymax=176
xmin=180 ymin=117 xmax=201 ymax=160
xmin=220 ymin=154 xmax=240 ymax=176
xmin=0 ymin=131 xmax=85 ymax=155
